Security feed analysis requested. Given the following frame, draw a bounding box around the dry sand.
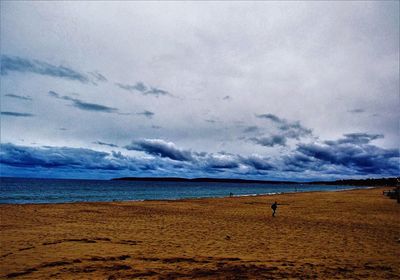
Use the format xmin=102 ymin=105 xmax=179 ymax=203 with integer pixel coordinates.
xmin=0 ymin=187 xmax=399 ymax=279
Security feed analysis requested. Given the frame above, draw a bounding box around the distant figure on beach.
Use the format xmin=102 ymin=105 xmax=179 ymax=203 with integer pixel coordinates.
xmin=271 ymin=201 xmax=278 ymax=217
xmin=229 ymin=192 xmax=233 ymax=197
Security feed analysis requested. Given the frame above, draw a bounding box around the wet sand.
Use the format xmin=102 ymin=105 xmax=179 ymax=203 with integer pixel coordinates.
xmin=1 ymin=187 xmax=399 ymax=279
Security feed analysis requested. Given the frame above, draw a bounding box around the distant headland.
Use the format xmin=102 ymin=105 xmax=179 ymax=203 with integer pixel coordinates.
xmin=112 ymin=177 xmax=399 ymax=186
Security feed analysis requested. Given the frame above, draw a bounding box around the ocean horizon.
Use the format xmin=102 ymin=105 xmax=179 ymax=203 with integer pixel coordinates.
xmin=0 ymin=177 xmax=370 ymax=204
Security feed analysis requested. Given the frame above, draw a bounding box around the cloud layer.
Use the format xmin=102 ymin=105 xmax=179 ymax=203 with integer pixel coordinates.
xmin=1 ymin=2 xmax=398 ymax=180
xmin=3 ymin=130 xmax=398 ymax=180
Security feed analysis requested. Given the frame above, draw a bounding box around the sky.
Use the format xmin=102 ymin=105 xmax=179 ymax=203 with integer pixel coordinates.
xmin=0 ymin=1 xmax=399 ymax=181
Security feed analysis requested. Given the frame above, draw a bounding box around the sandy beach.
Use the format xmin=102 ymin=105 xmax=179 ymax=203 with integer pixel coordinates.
xmin=0 ymin=187 xmax=399 ymax=279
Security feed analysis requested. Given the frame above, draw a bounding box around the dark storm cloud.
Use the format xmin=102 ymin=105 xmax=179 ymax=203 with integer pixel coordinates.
xmin=48 ymin=90 xmax=118 ymax=113
xmin=1 ymin=55 xmax=90 ymax=83
xmin=252 ymin=113 xmax=313 ymax=147
xmin=256 ymin=113 xmax=312 ymax=139
xmin=250 ymin=135 xmax=287 ymax=147
xmin=204 ymin=154 xmax=240 ymax=169
xmin=4 ymin=94 xmax=32 ymax=101
xmin=125 ymin=139 xmax=193 ymax=161
xmin=88 ymin=71 xmax=107 ymax=82
xmin=137 ymin=110 xmax=155 ymax=118
xmin=146 ymin=87 xmax=170 ymax=96
xmin=70 ymin=99 xmax=117 ymax=113
xmin=0 ymin=143 xmax=121 ymax=170
xmin=115 ymin=82 xmax=171 ymax=97
xmin=348 ymin=108 xmax=365 ymax=114
xmin=256 ymin=113 xmax=281 ymax=123
xmin=324 ymin=133 xmax=383 ymax=145
xmin=48 ymin=90 xmax=61 ymax=98
xmin=240 ymin=155 xmax=274 ymax=171
xmin=292 ymin=134 xmax=399 ymax=175
xmin=93 ymin=141 xmax=119 ymax=148
xmin=0 ymin=143 xmax=172 ymax=174
xmin=282 ymin=153 xmax=318 ymax=172
xmin=201 ymin=153 xmax=275 ymax=172
xmin=1 ymin=111 xmax=34 ymax=117
xmin=243 ymin=126 xmax=259 ymax=133
xmin=124 ymin=139 xmax=269 ymax=172
xmin=116 ymin=82 xmax=147 ymax=92
xmin=124 ymin=139 xmax=241 ymax=169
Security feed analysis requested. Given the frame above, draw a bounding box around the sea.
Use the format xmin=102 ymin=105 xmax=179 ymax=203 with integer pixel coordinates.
xmin=0 ymin=177 xmax=369 ymax=204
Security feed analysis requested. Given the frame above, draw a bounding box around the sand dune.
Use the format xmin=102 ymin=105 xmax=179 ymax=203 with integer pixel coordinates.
xmin=1 ymin=187 xmax=399 ymax=279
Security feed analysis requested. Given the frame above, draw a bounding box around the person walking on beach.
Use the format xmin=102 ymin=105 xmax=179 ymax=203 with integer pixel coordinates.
xmin=271 ymin=201 xmax=278 ymax=217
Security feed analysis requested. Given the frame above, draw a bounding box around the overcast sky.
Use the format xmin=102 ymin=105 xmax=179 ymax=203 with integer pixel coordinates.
xmin=1 ymin=1 xmax=399 ymax=180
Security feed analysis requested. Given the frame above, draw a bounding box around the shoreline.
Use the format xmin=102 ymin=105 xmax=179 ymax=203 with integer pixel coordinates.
xmin=1 ymin=187 xmax=399 ymax=279
xmin=0 ymin=185 xmax=378 ymax=206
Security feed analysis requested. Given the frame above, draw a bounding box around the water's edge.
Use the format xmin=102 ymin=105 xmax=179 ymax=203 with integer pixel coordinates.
xmin=0 ymin=177 xmax=375 ymax=205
